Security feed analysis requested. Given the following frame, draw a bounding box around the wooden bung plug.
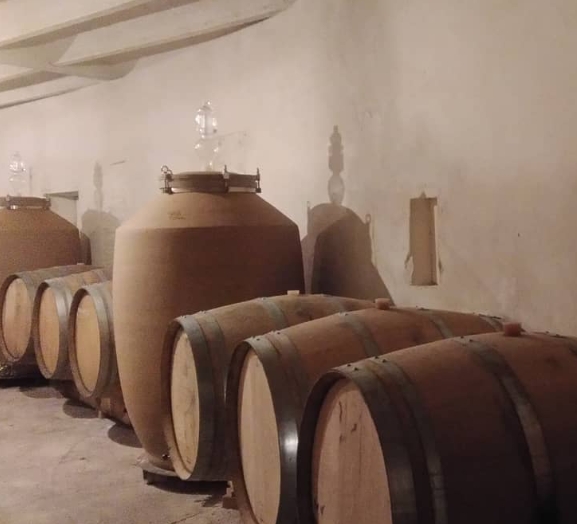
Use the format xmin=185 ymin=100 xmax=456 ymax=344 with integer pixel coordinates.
xmin=375 ymin=298 xmax=392 ymax=311
xmin=503 ymin=322 xmax=523 ymax=337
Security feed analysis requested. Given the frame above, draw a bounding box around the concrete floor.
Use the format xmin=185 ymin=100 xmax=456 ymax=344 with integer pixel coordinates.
xmin=0 ymin=380 xmax=241 ymax=524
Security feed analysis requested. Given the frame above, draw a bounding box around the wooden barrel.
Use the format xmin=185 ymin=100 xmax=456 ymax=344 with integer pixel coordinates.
xmin=33 ymin=268 xmax=111 ymax=379
xmin=113 ymin=171 xmax=305 ymax=471
xmin=0 ymin=265 xmax=94 ymax=366
xmin=227 ymin=306 xmax=503 ymax=524
xmin=68 ymin=281 xmax=130 ymax=426
xmin=161 ymin=294 xmax=376 ymax=481
xmin=69 ymin=281 xmax=115 ymax=398
xmin=297 ymin=328 xmax=577 ymax=524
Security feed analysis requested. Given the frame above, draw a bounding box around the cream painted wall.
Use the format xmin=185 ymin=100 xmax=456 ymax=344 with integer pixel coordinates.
xmin=0 ymin=0 xmax=576 ymax=334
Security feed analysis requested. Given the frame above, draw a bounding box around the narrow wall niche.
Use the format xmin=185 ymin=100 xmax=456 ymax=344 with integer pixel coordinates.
xmin=409 ymin=195 xmax=438 ymax=286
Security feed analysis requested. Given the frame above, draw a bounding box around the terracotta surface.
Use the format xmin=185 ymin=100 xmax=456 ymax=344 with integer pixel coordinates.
xmin=0 ymin=203 xmax=81 ymax=287
xmin=113 ymin=189 xmax=304 ymax=470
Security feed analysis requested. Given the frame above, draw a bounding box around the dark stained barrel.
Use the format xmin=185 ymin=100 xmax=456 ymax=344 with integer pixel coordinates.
xmin=298 ymin=328 xmax=577 ymax=524
xmin=227 ymin=305 xmax=502 ymax=524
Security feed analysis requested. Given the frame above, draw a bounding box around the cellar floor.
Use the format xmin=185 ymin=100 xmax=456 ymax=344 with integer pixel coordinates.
xmin=0 ymin=380 xmax=240 ymax=524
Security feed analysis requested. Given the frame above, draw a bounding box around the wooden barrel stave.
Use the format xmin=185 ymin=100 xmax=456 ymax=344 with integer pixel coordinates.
xmin=297 ymin=331 xmax=577 ymax=524
xmin=161 ymin=294 xmax=376 ymax=481
xmin=33 ymin=268 xmax=111 ymax=380
xmin=227 ymin=307 xmax=503 ymax=524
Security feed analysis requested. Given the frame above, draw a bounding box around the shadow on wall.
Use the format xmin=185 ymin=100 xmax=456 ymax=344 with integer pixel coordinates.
xmin=80 ymin=231 xmax=92 ymax=265
xmin=302 ymin=126 xmax=393 ymax=301
xmin=81 ymin=163 xmax=121 ymax=269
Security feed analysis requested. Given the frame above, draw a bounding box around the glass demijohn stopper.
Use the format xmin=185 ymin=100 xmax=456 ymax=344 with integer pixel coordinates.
xmin=194 ymin=101 xmax=221 ymax=171
xmin=8 ymin=152 xmax=28 ymax=196
xmin=195 ymin=101 xmax=218 ymax=138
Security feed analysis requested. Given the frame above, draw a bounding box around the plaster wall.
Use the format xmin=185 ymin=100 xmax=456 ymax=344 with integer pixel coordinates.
xmin=1 ymin=0 xmax=576 ymax=333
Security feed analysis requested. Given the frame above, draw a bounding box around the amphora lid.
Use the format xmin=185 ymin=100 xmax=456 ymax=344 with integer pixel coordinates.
xmin=0 ymin=196 xmax=50 ymax=210
xmin=160 ymin=166 xmax=261 ymax=195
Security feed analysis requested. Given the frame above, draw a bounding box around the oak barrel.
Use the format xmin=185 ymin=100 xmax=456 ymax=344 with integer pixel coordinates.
xmin=69 ymin=281 xmax=115 ymax=398
xmin=227 ymin=306 xmax=502 ymax=524
xmin=161 ymin=294 xmax=375 ymax=481
xmin=68 ymin=281 xmax=130 ymax=425
xmin=113 ymin=170 xmax=304 ymax=470
xmin=0 ymin=265 xmax=93 ymax=366
xmin=33 ymin=268 xmax=111 ymax=379
xmin=297 ymin=329 xmax=577 ymax=524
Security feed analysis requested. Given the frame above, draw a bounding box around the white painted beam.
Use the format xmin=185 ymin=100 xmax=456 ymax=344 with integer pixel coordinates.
xmin=0 ymin=0 xmax=198 ymax=48
xmin=0 ymin=42 xmax=134 ymax=80
xmin=54 ymin=0 xmax=295 ymax=65
xmin=0 ymin=65 xmax=31 ymax=81
xmin=0 ymin=76 xmax=98 ymax=110
xmin=0 ymin=0 xmax=293 ymax=106
xmin=0 ymin=46 xmax=134 ymax=80
xmin=0 ymin=65 xmax=64 ymax=93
